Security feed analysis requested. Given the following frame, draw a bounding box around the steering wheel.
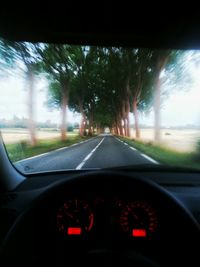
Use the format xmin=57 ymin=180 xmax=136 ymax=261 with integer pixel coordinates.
xmin=0 ymin=171 xmax=199 ymax=267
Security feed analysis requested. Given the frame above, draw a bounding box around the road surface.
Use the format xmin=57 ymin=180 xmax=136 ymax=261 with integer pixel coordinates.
xmin=15 ymin=135 xmax=158 ymax=173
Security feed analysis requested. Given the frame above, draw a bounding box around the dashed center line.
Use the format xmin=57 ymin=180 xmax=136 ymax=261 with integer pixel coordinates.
xmin=76 ymin=137 xmax=105 ymax=170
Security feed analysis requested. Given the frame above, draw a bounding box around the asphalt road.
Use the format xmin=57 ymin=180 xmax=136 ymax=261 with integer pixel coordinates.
xmin=15 ymin=135 xmax=158 ymax=173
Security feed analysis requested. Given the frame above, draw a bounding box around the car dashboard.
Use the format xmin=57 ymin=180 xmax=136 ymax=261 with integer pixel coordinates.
xmin=1 ymin=169 xmax=200 ymax=267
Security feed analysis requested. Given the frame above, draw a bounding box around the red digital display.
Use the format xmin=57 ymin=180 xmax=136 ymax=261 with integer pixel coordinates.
xmin=67 ymin=227 xmax=82 ymax=235
xmin=132 ymin=229 xmax=147 ymax=237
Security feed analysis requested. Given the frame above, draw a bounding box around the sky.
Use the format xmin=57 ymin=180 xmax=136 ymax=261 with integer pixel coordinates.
xmin=0 ymin=57 xmax=200 ymax=127
xmin=0 ymin=76 xmax=81 ymax=125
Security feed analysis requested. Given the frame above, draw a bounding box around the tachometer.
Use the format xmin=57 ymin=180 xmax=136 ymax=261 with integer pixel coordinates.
xmin=120 ymin=201 xmax=157 ymax=238
xmin=57 ymin=199 xmax=94 ymax=236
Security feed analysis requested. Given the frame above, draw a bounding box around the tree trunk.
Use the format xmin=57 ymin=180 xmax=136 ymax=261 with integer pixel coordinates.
xmin=154 ymin=54 xmax=169 ymax=143
xmin=121 ymin=101 xmax=127 ymax=136
xmin=61 ymin=90 xmax=68 ymax=141
xmin=96 ymin=123 xmax=101 ymax=135
xmin=114 ymin=120 xmax=118 ymax=135
xmin=126 ymin=117 xmax=130 ymax=137
xmin=79 ymin=115 xmax=85 ymax=136
xmin=154 ymin=74 xmax=161 ymax=142
xmin=88 ymin=112 xmax=93 ymax=136
xmin=133 ymin=97 xmax=141 ymax=139
xmin=118 ymin=127 xmax=120 ymax=135
xmin=115 ymin=124 xmax=119 ymax=135
xmin=27 ymin=70 xmax=37 ymax=146
xmin=119 ymin=118 xmax=123 ymax=136
xmin=123 ymin=118 xmax=127 ymax=136
xmin=126 ymin=99 xmax=130 ymax=137
xmin=79 ymin=102 xmax=86 ymax=136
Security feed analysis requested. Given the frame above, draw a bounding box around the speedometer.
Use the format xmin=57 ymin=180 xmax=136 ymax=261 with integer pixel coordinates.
xmin=57 ymin=199 xmax=94 ymax=236
xmin=119 ymin=201 xmax=158 ymax=238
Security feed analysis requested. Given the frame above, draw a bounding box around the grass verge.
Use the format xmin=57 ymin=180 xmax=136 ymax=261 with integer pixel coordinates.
xmin=4 ymin=135 xmax=93 ymax=162
xmin=119 ymin=136 xmax=200 ymax=170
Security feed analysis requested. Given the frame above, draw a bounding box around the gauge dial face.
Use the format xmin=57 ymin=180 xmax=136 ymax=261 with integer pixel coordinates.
xmin=120 ymin=201 xmax=157 ymax=238
xmin=57 ymin=199 xmax=94 ymax=236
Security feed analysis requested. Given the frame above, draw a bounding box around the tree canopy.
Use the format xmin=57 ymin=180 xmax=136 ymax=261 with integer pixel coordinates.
xmin=0 ymin=38 xmax=189 ymax=142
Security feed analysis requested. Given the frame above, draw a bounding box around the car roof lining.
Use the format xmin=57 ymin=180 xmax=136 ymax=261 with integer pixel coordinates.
xmin=0 ymin=11 xmax=200 ymax=49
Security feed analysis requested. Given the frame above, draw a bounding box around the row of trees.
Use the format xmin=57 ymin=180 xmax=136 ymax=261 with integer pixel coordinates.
xmin=0 ymin=39 xmax=185 ymax=145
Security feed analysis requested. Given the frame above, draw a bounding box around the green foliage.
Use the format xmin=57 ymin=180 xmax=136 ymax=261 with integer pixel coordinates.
xmin=163 ymin=51 xmax=194 ymax=96
xmin=0 ymin=38 xmax=41 ymax=76
xmin=68 ymin=46 xmax=189 ymax=131
xmin=0 ymin=39 xmax=190 ymax=137
xmin=46 ymin=81 xmax=62 ymax=109
xmin=193 ymin=139 xmax=200 ymax=161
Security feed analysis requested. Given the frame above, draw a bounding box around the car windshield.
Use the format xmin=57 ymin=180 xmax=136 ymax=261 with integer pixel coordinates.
xmin=0 ymin=39 xmax=200 ymax=173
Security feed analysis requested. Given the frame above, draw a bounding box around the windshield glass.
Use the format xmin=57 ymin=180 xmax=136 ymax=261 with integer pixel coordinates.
xmin=0 ymin=39 xmax=200 ymax=173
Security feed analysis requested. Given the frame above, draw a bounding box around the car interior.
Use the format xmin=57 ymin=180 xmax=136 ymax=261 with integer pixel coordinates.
xmin=1 ymin=10 xmax=200 ymax=267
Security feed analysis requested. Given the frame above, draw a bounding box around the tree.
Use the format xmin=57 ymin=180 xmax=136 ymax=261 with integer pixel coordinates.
xmin=151 ymin=50 xmax=186 ymax=142
xmin=69 ymin=46 xmax=89 ymax=136
xmin=36 ymin=44 xmax=82 ymax=140
xmin=70 ymin=73 xmax=88 ymax=136
xmin=0 ymin=39 xmax=39 ymax=145
xmin=131 ymin=50 xmax=154 ymax=139
xmin=119 ymin=48 xmax=155 ymax=139
xmin=70 ymin=46 xmax=111 ymax=136
xmin=102 ymin=47 xmax=126 ymax=136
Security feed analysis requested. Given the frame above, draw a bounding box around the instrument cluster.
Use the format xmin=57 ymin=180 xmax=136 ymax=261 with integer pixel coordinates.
xmin=56 ymin=196 xmax=159 ymax=242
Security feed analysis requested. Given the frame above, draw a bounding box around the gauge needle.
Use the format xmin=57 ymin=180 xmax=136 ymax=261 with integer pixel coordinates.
xmin=132 ymin=213 xmax=139 ymax=220
xmin=65 ymin=211 xmax=74 ymax=219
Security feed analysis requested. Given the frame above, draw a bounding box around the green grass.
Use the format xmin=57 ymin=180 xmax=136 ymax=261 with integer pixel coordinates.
xmin=4 ymin=135 xmax=93 ymax=162
xmin=119 ymin=137 xmax=200 ymax=170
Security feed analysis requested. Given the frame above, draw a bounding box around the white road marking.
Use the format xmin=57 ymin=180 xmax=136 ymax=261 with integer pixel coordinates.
xmin=15 ymin=136 xmax=98 ymax=164
xmin=140 ymin=153 xmax=159 ymax=164
xmin=115 ymin=137 xmax=123 ymax=143
xmin=76 ymin=137 xmax=105 ymax=170
xmin=55 ymin=147 xmax=68 ymax=151
xmin=115 ymin=136 xmax=159 ymax=164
